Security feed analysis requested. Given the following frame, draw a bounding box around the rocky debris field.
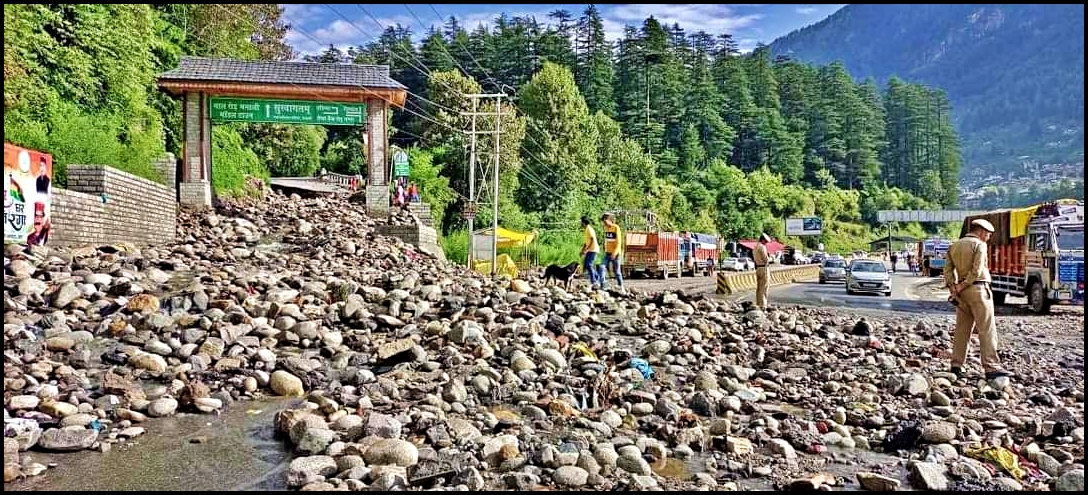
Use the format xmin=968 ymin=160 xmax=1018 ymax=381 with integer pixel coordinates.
xmin=4 ymin=192 xmax=1084 ymax=491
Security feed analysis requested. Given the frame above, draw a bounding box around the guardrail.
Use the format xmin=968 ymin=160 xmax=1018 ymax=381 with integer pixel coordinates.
xmin=318 ymin=172 xmax=364 ymax=188
xmin=715 ymin=265 xmax=820 ymax=295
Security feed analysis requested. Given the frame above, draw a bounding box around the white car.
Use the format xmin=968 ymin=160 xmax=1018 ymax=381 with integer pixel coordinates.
xmin=721 ymin=257 xmax=749 ymax=271
xmin=846 ymin=259 xmax=892 ymax=297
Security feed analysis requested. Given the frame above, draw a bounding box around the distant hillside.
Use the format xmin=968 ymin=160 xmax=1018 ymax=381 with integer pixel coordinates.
xmin=769 ymin=4 xmax=1085 ymax=178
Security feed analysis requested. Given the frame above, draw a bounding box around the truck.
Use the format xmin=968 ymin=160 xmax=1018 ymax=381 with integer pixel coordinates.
xmin=917 ymin=238 xmax=952 ymax=277
xmin=961 ymin=200 xmax=1084 ymax=314
xmin=622 ymin=231 xmax=681 ymax=279
xmin=679 ymin=232 xmax=722 ymax=276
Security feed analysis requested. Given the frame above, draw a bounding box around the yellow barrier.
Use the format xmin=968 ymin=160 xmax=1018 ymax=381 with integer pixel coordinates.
xmin=715 ymin=265 xmax=820 ymax=295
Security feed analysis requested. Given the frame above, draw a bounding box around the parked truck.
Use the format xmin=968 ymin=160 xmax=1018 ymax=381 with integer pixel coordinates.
xmin=917 ymin=238 xmax=952 ymax=277
xmin=679 ymin=232 xmax=722 ymax=276
xmin=961 ymin=200 xmax=1084 ymax=314
xmin=622 ymin=231 xmax=681 ymax=279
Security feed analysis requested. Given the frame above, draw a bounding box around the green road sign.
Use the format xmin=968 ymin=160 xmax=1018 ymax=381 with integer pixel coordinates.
xmin=209 ymin=97 xmax=365 ymax=126
xmin=393 ymin=150 xmax=410 ymax=177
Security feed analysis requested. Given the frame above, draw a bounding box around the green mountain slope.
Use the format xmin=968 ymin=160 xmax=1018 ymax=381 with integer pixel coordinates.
xmin=769 ymin=4 xmax=1084 ymax=177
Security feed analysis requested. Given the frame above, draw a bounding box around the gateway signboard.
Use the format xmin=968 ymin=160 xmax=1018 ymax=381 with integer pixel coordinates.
xmin=786 ymin=217 xmax=822 ymax=236
xmin=209 ymin=97 xmax=365 ymax=126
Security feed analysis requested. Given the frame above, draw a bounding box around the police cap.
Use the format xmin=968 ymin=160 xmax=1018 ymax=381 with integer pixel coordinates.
xmin=971 ymin=219 xmax=995 ymax=233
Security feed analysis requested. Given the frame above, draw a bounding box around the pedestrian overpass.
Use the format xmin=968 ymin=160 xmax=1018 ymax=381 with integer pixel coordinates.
xmin=877 ymin=210 xmax=989 ymax=223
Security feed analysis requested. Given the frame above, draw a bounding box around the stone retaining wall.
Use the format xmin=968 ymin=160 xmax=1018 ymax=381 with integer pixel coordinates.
xmin=375 ymin=224 xmax=445 ymax=262
xmin=49 ymin=164 xmax=177 ymax=247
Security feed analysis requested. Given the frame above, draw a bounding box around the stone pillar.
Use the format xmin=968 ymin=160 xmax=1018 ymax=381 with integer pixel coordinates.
xmin=366 ymin=98 xmax=390 ymax=219
xmin=180 ymin=91 xmax=212 ymax=208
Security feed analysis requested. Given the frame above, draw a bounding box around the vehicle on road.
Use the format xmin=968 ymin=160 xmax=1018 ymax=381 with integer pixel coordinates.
xmin=810 ymin=252 xmax=826 ymax=264
xmin=783 ymin=246 xmax=810 ymax=265
xmin=846 ymin=259 xmax=892 ymax=296
xmin=917 ymin=238 xmax=952 ymax=277
xmin=819 ymin=258 xmax=848 ymax=284
xmin=721 ymin=257 xmax=745 ymax=271
xmin=679 ymin=232 xmax=721 ymax=277
xmin=623 ymin=231 xmax=681 ymax=279
xmin=961 ymin=200 xmax=1084 ymax=314
xmin=740 ymin=257 xmax=755 ymax=271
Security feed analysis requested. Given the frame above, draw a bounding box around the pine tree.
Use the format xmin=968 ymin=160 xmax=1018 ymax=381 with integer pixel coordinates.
xmin=574 ymin=5 xmax=615 ymax=117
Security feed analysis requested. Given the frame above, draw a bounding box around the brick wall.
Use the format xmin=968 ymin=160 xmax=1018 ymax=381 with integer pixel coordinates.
xmin=152 ymin=153 xmax=177 ymax=198
xmin=50 ymin=164 xmax=177 ymax=247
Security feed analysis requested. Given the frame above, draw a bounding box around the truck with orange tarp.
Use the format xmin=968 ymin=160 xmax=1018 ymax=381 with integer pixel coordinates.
xmin=960 ymin=200 xmax=1083 ymax=314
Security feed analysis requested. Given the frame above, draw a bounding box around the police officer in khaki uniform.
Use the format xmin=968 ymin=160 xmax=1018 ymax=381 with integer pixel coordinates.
xmin=753 ymin=233 xmax=771 ymax=308
xmin=943 ymin=219 xmax=1012 ymax=379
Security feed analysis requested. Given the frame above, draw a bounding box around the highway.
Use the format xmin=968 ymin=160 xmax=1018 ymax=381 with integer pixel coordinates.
xmin=624 ymin=262 xmax=955 ymax=315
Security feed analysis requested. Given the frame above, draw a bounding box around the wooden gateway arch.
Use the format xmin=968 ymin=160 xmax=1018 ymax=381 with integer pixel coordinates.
xmin=157 ymin=56 xmax=408 ymax=218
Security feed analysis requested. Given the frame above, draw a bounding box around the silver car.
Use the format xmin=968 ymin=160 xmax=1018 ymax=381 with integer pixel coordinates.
xmin=846 ymin=259 xmax=892 ymax=297
xmin=819 ymin=258 xmax=847 ymax=284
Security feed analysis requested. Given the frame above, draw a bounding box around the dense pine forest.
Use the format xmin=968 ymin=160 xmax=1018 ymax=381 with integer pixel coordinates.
xmin=769 ymin=4 xmax=1085 ymax=176
xmin=5 ymin=4 xmax=969 ymax=257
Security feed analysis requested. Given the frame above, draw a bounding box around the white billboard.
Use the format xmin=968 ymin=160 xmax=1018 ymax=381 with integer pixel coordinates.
xmin=786 ymin=217 xmax=822 ymax=236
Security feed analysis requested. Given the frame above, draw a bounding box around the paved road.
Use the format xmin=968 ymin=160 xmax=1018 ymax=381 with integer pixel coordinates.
xmin=623 ymin=262 xmax=954 ymax=315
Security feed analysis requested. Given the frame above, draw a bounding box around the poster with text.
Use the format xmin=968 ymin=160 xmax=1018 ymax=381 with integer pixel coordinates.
xmin=4 ymin=142 xmax=53 ymax=245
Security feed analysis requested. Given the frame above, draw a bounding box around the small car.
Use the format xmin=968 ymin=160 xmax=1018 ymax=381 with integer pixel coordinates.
xmin=846 ymin=259 xmax=892 ymax=296
xmin=819 ymin=258 xmax=847 ymax=284
xmin=721 ymin=257 xmax=745 ymax=271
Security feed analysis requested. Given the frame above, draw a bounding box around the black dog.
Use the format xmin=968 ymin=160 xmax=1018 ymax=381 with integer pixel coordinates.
xmin=543 ymin=262 xmax=580 ymax=290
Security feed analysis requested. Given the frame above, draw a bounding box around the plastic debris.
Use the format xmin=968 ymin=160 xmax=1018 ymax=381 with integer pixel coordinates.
xmin=88 ymin=419 xmax=103 ymax=433
xmin=629 ymin=358 xmax=655 ymax=380
xmin=965 ymin=446 xmax=1026 ymax=480
xmin=569 ymin=342 xmax=599 ymax=362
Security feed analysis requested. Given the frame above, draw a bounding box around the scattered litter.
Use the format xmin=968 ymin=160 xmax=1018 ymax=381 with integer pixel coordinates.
xmin=629 ymin=358 xmax=655 ymax=380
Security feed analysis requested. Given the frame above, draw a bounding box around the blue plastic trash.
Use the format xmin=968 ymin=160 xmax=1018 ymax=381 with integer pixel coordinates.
xmin=89 ymin=419 xmax=103 ymax=433
xmin=629 ymin=358 xmax=655 ymax=380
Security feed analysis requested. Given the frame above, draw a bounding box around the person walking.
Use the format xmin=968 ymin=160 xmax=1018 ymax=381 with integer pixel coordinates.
xmin=580 ymin=216 xmax=601 ymax=289
xmin=753 ymin=233 xmax=771 ymax=308
xmin=944 ymin=219 xmax=1011 ymax=380
xmin=599 ymin=213 xmax=625 ymax=292
xmin=890 ymin=251 xmax=898 ymax=273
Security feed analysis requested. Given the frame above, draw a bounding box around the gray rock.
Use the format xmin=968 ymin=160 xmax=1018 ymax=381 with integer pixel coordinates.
xmin=1056 ymin=469 xmax=1084 ymax=492
xmin=910 ymin=462 xmax=949 ymax=491
xmin=287 ymin=455 xmax=337 ymax=487
xmin=296 ymin=428 xmax=335 ymax=455
xmin=1035 ymin=452 xmax=1062 ymax=477
xmin=616 ymin=453 xmax=651 ymax=475
xmin=929 ymin=391 xmax=951 ymax=407
xmin=365 ymin=413 xmax=402 ymax=439
xmin=53 ymin=283 xmax=81 ymax=308
xmin=362 ymin=438 xmax=419 ymax=467
xmin=39 ymin=428 xmax=97 ymax=451
xmin=147 ymin=397 xmax=179 ymax=417
xmin=905 ymin=373 xmax=930 ymax=396
xmin=768 ymin=439 xmax=797 ymax=459
xmin=856 ymin=472 xmax=900 ymax=491
xmin=553 ymin=466 xmax=589 ymax=487
xmin=921 ymin=422 xmax=957 ymax=443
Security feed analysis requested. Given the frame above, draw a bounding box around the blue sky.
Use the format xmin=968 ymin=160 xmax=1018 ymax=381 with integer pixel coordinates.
xmin=282 ymin=4 xmax=845 ymax=57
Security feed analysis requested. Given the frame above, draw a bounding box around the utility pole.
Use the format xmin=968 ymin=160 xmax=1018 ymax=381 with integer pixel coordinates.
xmin=465 ymin=97 xmax=478 ymax=269
xmin=491 ymin=97 xmax=502 ymax=277
xmin=461 ymin=93 xmax=507 ymax=276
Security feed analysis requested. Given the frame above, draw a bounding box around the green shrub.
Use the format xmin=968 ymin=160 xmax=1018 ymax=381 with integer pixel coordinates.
xmin=4 ymin=101 xmax=163 ymax=187
xmin=211 ymin=124 xmax=268 ymax=196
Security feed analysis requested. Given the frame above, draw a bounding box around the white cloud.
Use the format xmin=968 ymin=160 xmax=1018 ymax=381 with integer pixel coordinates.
xmin=603 ymin=4 xmax=763 ymax=38
xmin=795 ymin=7 xmax=819 ymax=15
xmin=285 ymin=4 xmax=782 ymax=58
xmin=736 ymin=38 xmax=760 ymax=54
